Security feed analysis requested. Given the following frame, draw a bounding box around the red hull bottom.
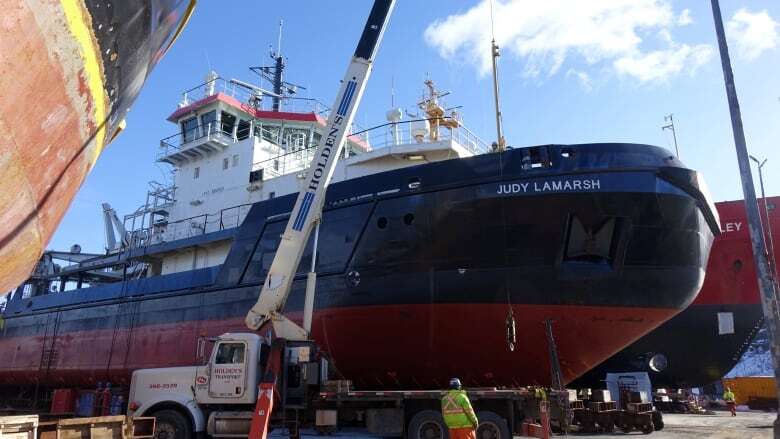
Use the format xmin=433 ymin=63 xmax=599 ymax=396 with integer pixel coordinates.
xmin=0 ymin=304 xmax=676 ymax=388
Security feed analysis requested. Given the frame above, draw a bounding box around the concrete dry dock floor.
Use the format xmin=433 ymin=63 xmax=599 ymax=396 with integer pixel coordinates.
xmin=267 ymin=411 xmax=775 ymax=439
xmin=582 ymin=410 xmax=776 ymax=439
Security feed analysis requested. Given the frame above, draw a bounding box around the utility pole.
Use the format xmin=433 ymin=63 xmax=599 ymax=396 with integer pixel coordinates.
xmin=750 ymin=155 xmax=778 ymax=282
xmin=661 ymin=114 xmax=680 ymax=158
xmin=710 ymin=1 xmax=780 ymax=435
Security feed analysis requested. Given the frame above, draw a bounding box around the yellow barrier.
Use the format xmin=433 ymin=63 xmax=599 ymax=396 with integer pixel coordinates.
xmin=722 ymin=376 xmax=776 ymax=406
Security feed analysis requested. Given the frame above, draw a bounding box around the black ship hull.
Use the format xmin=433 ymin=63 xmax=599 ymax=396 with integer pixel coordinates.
xmin=0 ymin=144 xmax=719 ymax=391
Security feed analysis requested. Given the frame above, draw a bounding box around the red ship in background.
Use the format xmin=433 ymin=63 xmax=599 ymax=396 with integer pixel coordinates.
xmin=577 ymin=196 xmax=778 ymax=389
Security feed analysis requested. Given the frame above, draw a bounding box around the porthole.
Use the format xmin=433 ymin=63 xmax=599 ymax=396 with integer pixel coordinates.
xmin=377 ymin=217 xmax=388 ymax=229
xmin=404 ymin=213 xmax=415 ymax=225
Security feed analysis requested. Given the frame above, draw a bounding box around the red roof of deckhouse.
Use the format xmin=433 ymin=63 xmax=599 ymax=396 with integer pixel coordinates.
xmin=167 ymin=92 xmax=325 ymax=123
xmin=167 ymin=92 xmax=369 ymax=150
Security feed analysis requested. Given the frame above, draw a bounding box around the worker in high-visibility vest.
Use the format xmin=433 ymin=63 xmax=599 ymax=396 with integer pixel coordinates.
xmin=441 ymin=378 xmax=479 ymax=439
xmin=723 ymin=387 xmax=736 ymax=416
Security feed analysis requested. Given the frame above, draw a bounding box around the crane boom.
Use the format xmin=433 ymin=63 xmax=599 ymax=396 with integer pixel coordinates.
xmin=245 ymin=0 xmax=395 ymax=338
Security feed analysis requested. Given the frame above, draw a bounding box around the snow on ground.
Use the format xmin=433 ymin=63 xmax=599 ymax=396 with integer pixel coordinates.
xmin=726 ymin=327 xmax=773 ymax=377
xmin=595 ymin=411 xmax=774 ymax=438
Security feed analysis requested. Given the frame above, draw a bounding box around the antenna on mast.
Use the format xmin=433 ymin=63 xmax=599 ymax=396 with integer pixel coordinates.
xmin=391 ymin=75 xmax=395 ymax=108
xmin=489 ymin=0 xmax=506 ymax=152
xmin=662 ymin=113 xmax=680 ymax=158
xmin=277 ymin=19 xmax=283 ymax=57
xmin=250 ymin=18 xmax=306 ymax=112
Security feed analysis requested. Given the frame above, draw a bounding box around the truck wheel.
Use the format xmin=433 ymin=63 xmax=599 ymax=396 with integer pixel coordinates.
xmin=407 ymin=410 xmax=448 ymax=439
xmin=476 ymin=411 xmax=509 ymax=439
xmin=641 ymin=420 xmax=655 ymax=435
xmin=597 ymin=418 xmax=615 ymax=433
xmin=153 ymin=409 xmax=192 ymax=439
xmin=652 ymin=411 xmax=664 ymax=431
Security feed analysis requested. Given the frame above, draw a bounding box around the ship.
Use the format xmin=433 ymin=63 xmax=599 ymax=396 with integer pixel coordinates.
xmin=575 ymin=196 xmax=777 ymax=389
xmin=0 ymin=0 xmax=195 ymax=296
xmin=0 ymin=70 xmax=719 ymax=404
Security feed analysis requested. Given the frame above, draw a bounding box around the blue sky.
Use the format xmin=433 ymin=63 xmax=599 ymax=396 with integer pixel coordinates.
xmin=51 ymin=0 xmax=780 ymax=253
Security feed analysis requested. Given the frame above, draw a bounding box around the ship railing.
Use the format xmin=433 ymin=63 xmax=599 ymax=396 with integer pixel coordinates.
xmin=181 ymin=78 xmax=332 ymax=115
xmin=250 ymin=118 xmax=490 ymax=179
xmin=354 ymin=118 xmax=491 ymax=155
xmin=128 ymin=203 xmax=254 ymax=248
xmin=252 ymin=145 xmax=318 ymax=179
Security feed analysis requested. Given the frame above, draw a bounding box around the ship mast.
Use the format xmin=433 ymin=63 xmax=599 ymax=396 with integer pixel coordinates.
xmin=489 ymin=0 xmax=506 ymax=152
xmin=250 ymin=20 xmax=306 ymax=113
xmin=272 ymin=20 xmax=284 ymax=111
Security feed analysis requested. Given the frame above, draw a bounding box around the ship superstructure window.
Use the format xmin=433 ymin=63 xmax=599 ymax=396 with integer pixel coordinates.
xmin=181 ymin=117 xmax=198 ymax=143
xmin=200 ymin=110 xmax=216 ymax=134
xmin=237 ymin=120 xmax=251 ymax=140
xmin=283 ymin=127 xmax=309 ymax=150
xmin=194 ymin=167 xmax=200 ymax=179
xmin=223 ymin=158 xmax=229 ymax=170
xmin=258 ymin=124 xmax=280 ymax=143
xmin=232 ymin=154 xmax=239 ymax=167
xmin=221 ymin=111 xmax=236 ymax=135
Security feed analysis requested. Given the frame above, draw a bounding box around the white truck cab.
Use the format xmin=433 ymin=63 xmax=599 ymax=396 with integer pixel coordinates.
xmin=127 ymin=333 xmax=266 ymax=438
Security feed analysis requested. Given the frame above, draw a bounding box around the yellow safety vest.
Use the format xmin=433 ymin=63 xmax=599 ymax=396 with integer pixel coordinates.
xmin=441 ymin=390 xmax=478 ymax=429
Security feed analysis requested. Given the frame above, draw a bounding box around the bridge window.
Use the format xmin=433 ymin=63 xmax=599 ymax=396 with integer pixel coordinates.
xmin=200 ymin=110 xmax=216 ymax=134
xmin=220 ymin=111 xmax=236 ymax=135
xmin=181 ymin=117 xmax=198 ymax=143
xmin=237 ymin=120 xmax=251 ymax=140
xmin=257 ymin=124 xmax=280 ymax=143
xmin=283 ymin=127 xmax=309 ymax=151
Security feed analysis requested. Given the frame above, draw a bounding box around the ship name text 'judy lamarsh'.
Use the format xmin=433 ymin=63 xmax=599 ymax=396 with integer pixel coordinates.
xmin=497 ymin=178 xmax=601 ymax=195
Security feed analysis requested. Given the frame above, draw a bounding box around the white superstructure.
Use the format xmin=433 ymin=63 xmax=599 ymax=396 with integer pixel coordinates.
xmin=115 ymin=76 xmax=488 ymax=278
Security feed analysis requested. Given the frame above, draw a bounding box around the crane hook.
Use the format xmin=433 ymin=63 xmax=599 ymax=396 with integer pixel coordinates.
xmin=506 ymin=308 xmax=517 ymax=352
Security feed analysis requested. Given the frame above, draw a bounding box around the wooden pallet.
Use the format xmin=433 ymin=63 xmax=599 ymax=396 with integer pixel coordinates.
xmin=36 ymin=416 xmax=154 ymax=439
xmin=0 ymin=416 xmax=39 ymax=439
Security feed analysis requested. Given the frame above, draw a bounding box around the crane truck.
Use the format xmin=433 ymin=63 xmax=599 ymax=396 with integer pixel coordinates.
xmin=113 ymin=2 xmax=570 ymax=438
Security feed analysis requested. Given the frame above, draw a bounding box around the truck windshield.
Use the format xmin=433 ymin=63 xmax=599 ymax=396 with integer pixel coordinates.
xmin=215 ymin=342 xmax=245 ymax=364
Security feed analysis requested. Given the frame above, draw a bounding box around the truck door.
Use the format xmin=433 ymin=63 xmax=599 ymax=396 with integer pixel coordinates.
xmin=208 ymin=340 xmax=248 ymax=398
